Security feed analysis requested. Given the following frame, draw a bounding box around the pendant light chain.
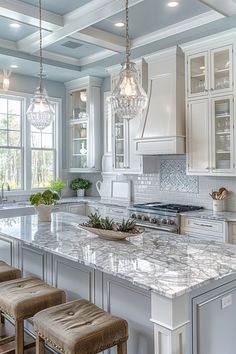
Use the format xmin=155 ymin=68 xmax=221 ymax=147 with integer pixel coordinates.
xmin=125 ymin=0 xmax=131 ymax=65
xmin=39 ymin=0 xmax=43 ymax=92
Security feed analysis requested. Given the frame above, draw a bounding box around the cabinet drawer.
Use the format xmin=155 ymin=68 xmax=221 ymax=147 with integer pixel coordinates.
xmin=68 ymin=204 xmax=86 ymax=215
xmin=105 ymin=206 xmax=128 ymax=220
xmin=184 ymin=218 xmax=223 ymax=233
xmin=182 ymin=231 xmax=225 ymax=242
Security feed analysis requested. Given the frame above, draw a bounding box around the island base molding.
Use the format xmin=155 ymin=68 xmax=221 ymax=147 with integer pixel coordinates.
xmin=151 ymin=292 xmax=190 ymax=354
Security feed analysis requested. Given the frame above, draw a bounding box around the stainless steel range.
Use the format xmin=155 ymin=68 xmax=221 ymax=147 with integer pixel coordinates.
xmin=128 ymin=203 xmax=203 ymax=233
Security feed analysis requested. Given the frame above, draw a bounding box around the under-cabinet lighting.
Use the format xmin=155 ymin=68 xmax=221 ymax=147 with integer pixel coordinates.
xmin=10 ymin=65 xmax=18 ymax=69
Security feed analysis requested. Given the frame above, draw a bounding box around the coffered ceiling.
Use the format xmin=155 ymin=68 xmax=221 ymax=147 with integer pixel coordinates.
xmin=0 ymin=0 xmax=235 ymax=82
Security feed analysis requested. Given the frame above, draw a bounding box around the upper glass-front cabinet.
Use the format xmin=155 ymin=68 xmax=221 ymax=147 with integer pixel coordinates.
xmin=69 ymin=89 xmax=88 ymax=170
xmin=212 ymin=96 xmax=234 ymax=173
xmin=211 ymin=46 xmax=233 ymax=93
xmin=187 ymin=45 xmax=233 ymax=98
xmin=66 ymin=76 xmax=102 ymax=173
xmin=188 ymin=52 xmax=208 ymax=96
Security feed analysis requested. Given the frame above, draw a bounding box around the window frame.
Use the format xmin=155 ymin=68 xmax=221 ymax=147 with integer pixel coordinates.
xmin=0 ymin=91 xmax=61 ymax=194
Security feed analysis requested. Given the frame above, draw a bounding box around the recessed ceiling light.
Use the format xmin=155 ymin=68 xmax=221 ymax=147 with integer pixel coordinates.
xmin=10 ymin=23 xmax=21 ymax=28
xmin=115 ymin=22 xmax=125 ymax=27
xmin=10 ymin=65 xmax=18 ymax=69
xmin=167 ymin=1 xmax=179 ymax=7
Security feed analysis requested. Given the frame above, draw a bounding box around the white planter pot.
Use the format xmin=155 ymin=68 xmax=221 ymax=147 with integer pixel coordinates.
xmin=212 ymin=200 xmax=224 ymax=212
xmin=35 ymin=204 xmax=53 ymax=222
xmin=77 ymin=189 xmax=85 ymax=197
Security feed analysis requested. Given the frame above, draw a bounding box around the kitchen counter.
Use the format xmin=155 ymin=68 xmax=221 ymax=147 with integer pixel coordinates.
xmin=1 ymin=212 xmax=236 ymax=354
xmin=1 ymin=212 xmax=236 ymax=299
xmin=181 ymin=209 xmax=236 ymax=222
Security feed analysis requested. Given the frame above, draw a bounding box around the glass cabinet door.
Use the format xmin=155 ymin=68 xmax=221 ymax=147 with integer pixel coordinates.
xmin=212 ymin=96 xmax=233 ymax=172
xmin=70 ymin=122 xmax=88 ymax=169
xmin=188 ymin=53 xmax=208 ymax=96
xmin=70 ymin=89 xmax=88 ymax=119
xmin=211 ymin=46 xmax=233 ymax=93
xmin=114 ymin=114 xmax=125 ymax=169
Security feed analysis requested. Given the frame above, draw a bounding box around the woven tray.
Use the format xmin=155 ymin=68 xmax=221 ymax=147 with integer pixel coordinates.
xmin=79 ymin=225 xmax=144 ymax=240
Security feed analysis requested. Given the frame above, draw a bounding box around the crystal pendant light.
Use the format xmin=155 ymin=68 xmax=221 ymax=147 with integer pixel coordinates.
xmin=110 ymin=0 xmax=147 ymax=120
xmin=26 ymin=0 xmax=54 ymax=130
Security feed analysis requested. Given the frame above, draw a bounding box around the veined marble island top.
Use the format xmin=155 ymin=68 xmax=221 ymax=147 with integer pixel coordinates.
xmin=1 ymin=212 xmax=236 ymax=299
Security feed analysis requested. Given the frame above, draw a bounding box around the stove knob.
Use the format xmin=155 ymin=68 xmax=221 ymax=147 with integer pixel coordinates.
xmin=155 ymin=218 xmax=160 ymax=225
xmin=131 ymin=213 xmax=136 ymax=219
xmin=137 ymin=214 xmax=142 ymax=219
xmin=141 ymin=215 xmax=147 ymax=221
xmin=149 ymin=217 xmax=154 ymax=223
xmin=167 ymin=219 xmax=174 ymax=225
xmin=161 ymin=218 xmax=167 ymax=224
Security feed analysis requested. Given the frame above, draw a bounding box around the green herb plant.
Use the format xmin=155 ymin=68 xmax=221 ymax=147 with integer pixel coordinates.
xmin=29 ymin=190 xmax=60 ymax=206
xmin=50 ymin=178 xmax=65 ymax=193
xmin=70 ymin=178 xmax=92 ymax=191
xmin=116 ymin=218 xmax=136 ymax=232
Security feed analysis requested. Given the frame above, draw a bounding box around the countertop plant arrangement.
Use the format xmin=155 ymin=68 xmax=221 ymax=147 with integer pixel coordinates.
xmin=70 ymin=178 xmax=92 ymax=197
xmin=80 ymin=213 xmax=144 ymax=240
xmin=29 ymin=190 xmax=60 ymax=222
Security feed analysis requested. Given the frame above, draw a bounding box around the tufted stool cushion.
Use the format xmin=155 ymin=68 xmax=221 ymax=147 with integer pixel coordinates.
xmin=0 ymin=277 xmax=66 ymax=320
xmin=0 ymin=261 xmax=21 ymax=283
xmin=34 ymin=299 xmax=128 ymax=354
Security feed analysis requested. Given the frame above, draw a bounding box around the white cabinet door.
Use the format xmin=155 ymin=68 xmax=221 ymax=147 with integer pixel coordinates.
xmin=211 ymin=95 xmax=235 ymax=174
xmin=210 ymin=45 xmax=233 ymax=94
xmin=187 ymin=52 xmax=208 ymax=98
xmin=187 ymin=99 xmax=210 ymax=174
xmin=68 ymin=204 xmax=86 ymax=215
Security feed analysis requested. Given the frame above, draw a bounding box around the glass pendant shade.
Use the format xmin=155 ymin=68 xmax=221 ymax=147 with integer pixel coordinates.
xmin=26 ymin=86 xmax=55 ymax=130
xmin=110 ymin=62 xmax=147 ymax=120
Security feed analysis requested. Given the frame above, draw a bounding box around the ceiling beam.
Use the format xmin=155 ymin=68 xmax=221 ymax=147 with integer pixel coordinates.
xmin=22 ymin=0 xmax=143 ymax=53
xmin=0 ymin=0 xmax=63 ymax=30
xmin=198 ymin=0 xmax=236 ymax=16
xmin=73 ymin=27 xmax=126 ymax=52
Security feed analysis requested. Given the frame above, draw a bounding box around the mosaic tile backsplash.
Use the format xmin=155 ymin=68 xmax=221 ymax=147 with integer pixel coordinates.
xmin=160 ymin=159 xmax=198 ymax=193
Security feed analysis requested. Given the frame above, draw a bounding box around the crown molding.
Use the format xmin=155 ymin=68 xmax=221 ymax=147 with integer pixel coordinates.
xmin=65 ymin=76 xmax=103 ymax=90
xmin=132 ymin=10 xmax=224 ymax=50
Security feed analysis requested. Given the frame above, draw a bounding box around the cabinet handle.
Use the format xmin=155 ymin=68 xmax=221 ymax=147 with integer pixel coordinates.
xmin=193 ymin=222 xmax=213 ymax=228
xmin=110 ymin=209 xmax=124 ymax=214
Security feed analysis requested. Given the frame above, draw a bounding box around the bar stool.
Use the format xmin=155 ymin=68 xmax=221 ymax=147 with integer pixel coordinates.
xmin=0 ymin=261 xmax=21 ymax=325
xmin=34 ymin=299 xmax=128 ymax=354
xmin=0 ymin=277 xmax=66 ymax=354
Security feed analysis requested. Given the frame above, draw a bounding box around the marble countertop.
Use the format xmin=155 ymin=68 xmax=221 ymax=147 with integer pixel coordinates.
xmin=1 ymin=212 xmax=236 ymax=298
xmin=181 ymin=210 xmax=236 ymax=222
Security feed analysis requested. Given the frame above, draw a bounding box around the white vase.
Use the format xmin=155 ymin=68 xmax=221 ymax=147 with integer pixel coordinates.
xmin=212 ymin=200 xmax=224 ymax=212
xmin=77 ymin=189 xmax=85 ymax=197
xmin=35 ymin=204 xmax=53 ymax=222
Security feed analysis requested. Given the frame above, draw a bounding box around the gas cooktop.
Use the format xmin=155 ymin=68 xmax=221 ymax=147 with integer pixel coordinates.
xmin=132 ymin=202 xmax=203 ymax=213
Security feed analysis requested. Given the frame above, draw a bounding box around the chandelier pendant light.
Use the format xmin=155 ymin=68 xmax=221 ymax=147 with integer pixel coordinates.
xmin=110 ymin=0 xmax=148 ymax=120
xmin=26 ymin=0 xmax=55 ymax=130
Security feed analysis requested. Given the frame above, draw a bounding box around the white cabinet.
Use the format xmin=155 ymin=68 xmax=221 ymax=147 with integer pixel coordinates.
xmin=187 ymin=99 xmax=210 ymax=173
xmin=181 ymin=216 xmax=227 ymax=242
xmin=228 ymin=222 xmax=236 ymax=244
xmin=185 ymin=42 xmax=235 ymax=176
xmin=65 ymin=76 xmax=102 ymax=173
xmin=187 ymin=45 xmax=233 ymax=98
xmin=187 ymin=95 xmax=235 ymax=175
xmin=105 ymin=205 xmax=128 ymax=221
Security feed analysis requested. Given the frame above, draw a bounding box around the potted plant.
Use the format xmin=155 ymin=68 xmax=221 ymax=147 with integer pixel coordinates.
xmin=70 ymin=178 xmax=92 ymax=197
xmin=29 ymin=189 xmax=59 ymax=222
xmin=49 ymin=178 xmax=66 ymax=198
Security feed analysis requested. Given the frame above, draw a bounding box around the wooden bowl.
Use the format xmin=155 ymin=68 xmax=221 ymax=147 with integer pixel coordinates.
xmin=79 ymin=225 xmax=145 ymax=240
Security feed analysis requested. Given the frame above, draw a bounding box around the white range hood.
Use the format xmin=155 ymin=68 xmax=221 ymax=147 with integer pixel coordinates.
xmin=135 ymin=46 xmax=186 ymax=155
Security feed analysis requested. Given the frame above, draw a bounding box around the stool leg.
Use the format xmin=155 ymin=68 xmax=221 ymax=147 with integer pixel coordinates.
xmin=36 ymin=333 xmax=44 ymax=354
xmin=117 ymin=341 xmax=127 ymax=354
xmin=15 ymin=319 xmax=24 ymax=354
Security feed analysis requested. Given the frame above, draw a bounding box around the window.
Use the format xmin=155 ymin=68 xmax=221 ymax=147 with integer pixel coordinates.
xmin=0 ymin=94 xmax=59 ymax=191
xmin=0 ymin=97 xmax=22 ymax=189
xmin=31 ymin=108 xmax=55 ymax=189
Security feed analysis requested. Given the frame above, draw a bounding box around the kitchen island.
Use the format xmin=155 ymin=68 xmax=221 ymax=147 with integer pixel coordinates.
xmin=1 ymin=213 xmax=236 ymax=354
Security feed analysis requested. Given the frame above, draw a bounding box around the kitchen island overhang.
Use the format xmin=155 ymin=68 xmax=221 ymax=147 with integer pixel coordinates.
xmin=0 ymin=212 xmax=236 ymax=354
